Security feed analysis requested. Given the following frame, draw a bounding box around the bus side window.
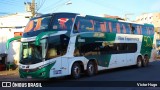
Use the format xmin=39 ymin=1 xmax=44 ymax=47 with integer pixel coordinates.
xmin=137 ymin=25 xmax=142 ymax=35
xmin=74 ymin=24 xmax=78 ymax=32
xmin=73 ymin=20 xmax=80 ymax=33
xmin=129 ymin=24 xmax=135 ymax=34
xmin=150 ymin=27 xmax=154 ymax=35
xmin=46 ymin=37 xmax=61 ymax=60
xmin=94 ymin=20 xmax=107 ymax=32
xmin=121 ymin=23 xmax=126 ymax=34
xmin=141 ymin=26 xmax=146 ymax=35
xmin=79 ymin=19 xmax=94 ymax=32
xmin=94 ymin=21 xmax=101 ymax=32
xmin=134 ymin=25 xmax=138 ymax=34
xmin=125 ymin=24 xmax=130 ymax=34
xmin=46 ymin=47 xmax=57 ymax=59
xmin=90 ymin=20 xmax=95 ymax=31
xmin=116 ymin=23 xmax=120 ymax=33
xmin=105 ymin=22 xmax=109 ymax=33
xmin=112 ymin=22 xmax=117 ymax=33
xmin=146 ymin=27 xmax=150 ymax=35
xmin=108 ymin=22 xmax=112 ymax=32
xmin=100 ymin=22 xmax=107 ymax=32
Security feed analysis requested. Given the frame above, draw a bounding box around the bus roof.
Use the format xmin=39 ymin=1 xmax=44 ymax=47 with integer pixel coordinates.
xmin=30 ymin=12 xmax=154 ymax=27
xmin=31 ymin=12 xmax=78 ymax=20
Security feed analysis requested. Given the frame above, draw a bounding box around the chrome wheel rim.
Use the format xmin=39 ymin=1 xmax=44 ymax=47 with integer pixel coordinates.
xmin=74 ymin=66 xmax=80 ymax=76
xmin=88 ymin=64 xmax=94 ymax=74
xmin=137 ymin=59 xmax=142 ymax=67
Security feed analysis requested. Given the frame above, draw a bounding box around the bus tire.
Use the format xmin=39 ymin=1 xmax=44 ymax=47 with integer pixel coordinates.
xmin=87 ymin=61 xmax=96 ymax=76
xmin=137 ymin=56 xmax=142 ymax=68
xmin=143 ymin=55 xmax=149 ymax=67
xmin=71 ymin=63 xmax=81 ymax=79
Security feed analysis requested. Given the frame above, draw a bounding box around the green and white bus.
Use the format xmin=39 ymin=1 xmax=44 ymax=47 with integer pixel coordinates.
xmin=16 ymin=13 xmax=154 ymax=79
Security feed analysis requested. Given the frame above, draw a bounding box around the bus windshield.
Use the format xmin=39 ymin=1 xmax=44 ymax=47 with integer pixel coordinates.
xmin=20 ymin=42 xmax=43 ymax=64
xmin=24 ymin=16 xmax=52 ymax=33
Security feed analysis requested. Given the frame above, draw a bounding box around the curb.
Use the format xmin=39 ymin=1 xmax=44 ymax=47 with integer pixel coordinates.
xmin=0 ymin=73 xmax=16 ymax=76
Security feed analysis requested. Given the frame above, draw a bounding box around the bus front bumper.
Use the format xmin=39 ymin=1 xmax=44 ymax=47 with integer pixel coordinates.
xmin=19 ymin=68 xmax=49 ymax=79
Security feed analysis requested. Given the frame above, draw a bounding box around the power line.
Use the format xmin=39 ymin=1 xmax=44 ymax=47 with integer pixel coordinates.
xmin=36 ymin=0 xmax=46 ymax=11
xmin=86 ymin=0 xmax=131 ymax=14
xmin=39 ymin=0 xmax=66 ymax=12
xmin=52 ymin=0 xmax=71 ymax=12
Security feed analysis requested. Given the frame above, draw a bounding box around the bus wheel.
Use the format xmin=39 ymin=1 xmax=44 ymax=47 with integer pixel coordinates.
xmin=143 ymin=55 xmax=149 ymax=67
xmin=71 ymin=63 xmax=81 ymax=79
xmin=137 ymin=56 xmax=142 ymax=68
xmin=87 ymin=61 xmax=96 ymax=76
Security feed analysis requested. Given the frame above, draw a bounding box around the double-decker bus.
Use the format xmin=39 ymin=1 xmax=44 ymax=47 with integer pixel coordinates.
xmin=12 ymin=13 xmax=154 ymax=79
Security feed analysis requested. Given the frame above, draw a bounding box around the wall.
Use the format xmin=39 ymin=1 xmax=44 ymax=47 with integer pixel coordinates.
xmin=0 ymin=28 xmax=24 ymax=64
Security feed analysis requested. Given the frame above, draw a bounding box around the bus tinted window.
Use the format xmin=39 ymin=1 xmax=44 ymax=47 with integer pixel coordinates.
xmin=116 ymin=23 xmax=121 ymax=33
xmin=112 ymin=22 xmax=117 ymax=33
xmin=108 ymin=22 xmax=112 ymax=33
xmin=136 ymin=25 xmax=142 ymax=35
xmin=73 ymin=16 xmax=154 ymax=36
xmin=150 ymin=27 xmax=154 ymax=35
xmin=121 ymin=23 xmax=126 ymax=34
xmin=94 ymin=20 xmax=107 ymax=32
xmin=125 ymin=23 xmax=130 ymax=34
xmin=24 ymin=16 xmax=52 ymax=32
xmin=74 ymin=42 xmax=137 ymax=56
xmin=74 ymin=16 xmax=109 ymax=33
xmin=94 ymin=20 xmax=101 ymax=32
xmin=74 ymin=17 xmax=94 ymax=33
xmin=132 ymin=24 xmax=136 ymax=34
xmin=52 ymin=14 xmax=75 ymax=31
xmin=141 ymin=26 xmax=147 ymax=35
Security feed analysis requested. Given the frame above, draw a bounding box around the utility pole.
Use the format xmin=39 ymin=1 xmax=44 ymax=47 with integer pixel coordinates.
xmin=31 ymin=0 xmax=35 ymax=17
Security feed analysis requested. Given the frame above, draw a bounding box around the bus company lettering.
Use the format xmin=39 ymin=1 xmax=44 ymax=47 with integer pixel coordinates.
xmin=118 ymin=36 xmax=139 ymax=41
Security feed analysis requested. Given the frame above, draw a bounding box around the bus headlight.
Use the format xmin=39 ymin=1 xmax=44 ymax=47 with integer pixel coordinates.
xmin=38 ymin=65 xmax=45 ymax=69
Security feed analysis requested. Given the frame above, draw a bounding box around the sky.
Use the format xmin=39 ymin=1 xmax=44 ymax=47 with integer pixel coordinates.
xmin=0 ymin=0 xmax=160 ymax=21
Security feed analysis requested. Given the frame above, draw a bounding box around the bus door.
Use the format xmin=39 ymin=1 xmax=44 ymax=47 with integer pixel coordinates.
xmin=61 ymin=57 xmax=69 ymax=75
xmin=60 ymin=35 xmax=71 ymax=75
xmin=126 ymin=43 xmax=137 ymax=65
xmin=116 ymin=43 xmax=127 ymax=67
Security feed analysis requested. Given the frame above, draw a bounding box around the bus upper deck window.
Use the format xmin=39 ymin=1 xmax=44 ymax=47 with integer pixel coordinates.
xmin=24 ymin=20 xmax=34 ymax=32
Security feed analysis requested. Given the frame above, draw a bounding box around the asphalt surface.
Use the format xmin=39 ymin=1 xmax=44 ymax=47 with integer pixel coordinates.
xmin=1 ymin=61 xmax=160 ymax=90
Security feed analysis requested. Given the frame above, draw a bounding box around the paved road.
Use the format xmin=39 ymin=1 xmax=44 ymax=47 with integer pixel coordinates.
xmin=44 ymin=61 xmax=160 ymax=90
xmin=1 ymin=61 xmax=160 ymax=90
xmin=79 ymin=61 xmax=160 ymax=81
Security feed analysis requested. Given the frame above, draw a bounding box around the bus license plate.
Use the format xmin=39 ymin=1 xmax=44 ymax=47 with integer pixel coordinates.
xmin=27 ymin=76 xmax=32 ymax=78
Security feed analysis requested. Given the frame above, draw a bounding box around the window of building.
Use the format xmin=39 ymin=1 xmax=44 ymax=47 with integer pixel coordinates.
xmin=149 ymin=16 xmax=152 ymax=19
xmin=145 ymin=17 xmax=147 ymax=20
xmin=141 ymin=18 xmax=143 ymax=21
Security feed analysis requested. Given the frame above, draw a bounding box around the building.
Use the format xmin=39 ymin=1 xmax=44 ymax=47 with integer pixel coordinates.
xmin=136 ymin=12 xmax=160 ymax=27
xmin=136 ymin=12 xmax=160 ymax=49
xmin=0 ymin=12 xmax=32 ymax=65
xmin=104 ymin=14 xmax=125 ymax=20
